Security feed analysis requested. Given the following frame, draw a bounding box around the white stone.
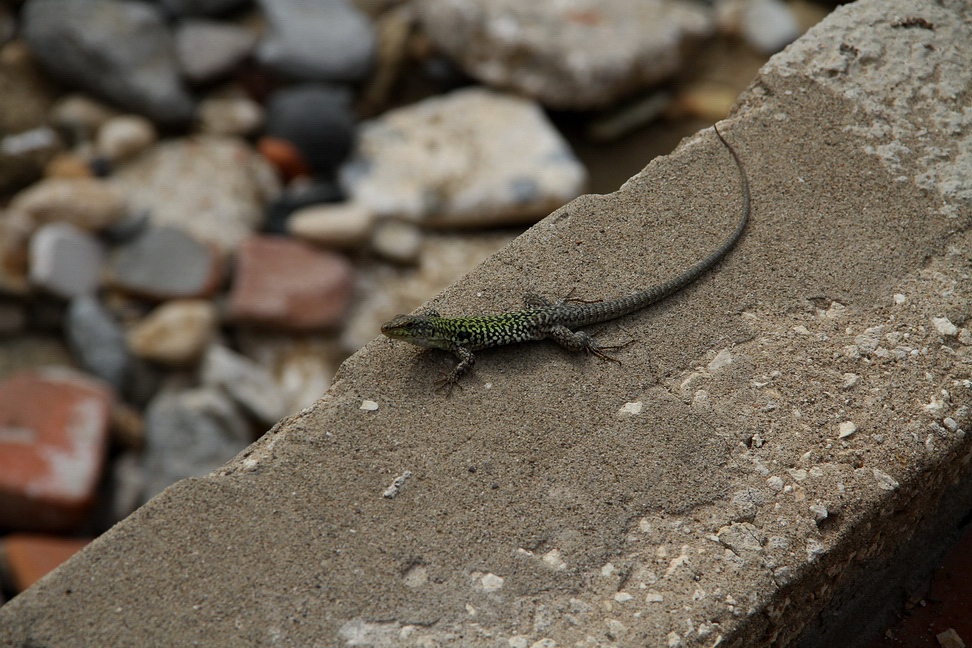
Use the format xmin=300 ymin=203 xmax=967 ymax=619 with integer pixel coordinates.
xmin=837 ymin=421 xmax=857 ymax=439
xmin=340 ymin=87 xmax=586 ymax=227
xmin=707 ymin=348 xmax=733 ymax=372
xmin=198 ymin=92 xmax=265 ymax=137
xmin=96 ymin=114 xmax=157 ymax=162
xmin=288 ymin=201 xmax=375 ymax=247
xmin=115 ymin=135 xmax=280 ymax=252
xmin=127 ymin=299 xmax=218 ymax=365
xmin=416 ymin=0 xmax=714 ymax=109
xmin=740 ymin=0 xmax=802 ymax=54
xmin=370 ymin=219 xmax=422 ymax=264
xmin=841 ymin=373 xmax=859 ymax=389
xmin=932 ymin=316 xmax=959 ymax=336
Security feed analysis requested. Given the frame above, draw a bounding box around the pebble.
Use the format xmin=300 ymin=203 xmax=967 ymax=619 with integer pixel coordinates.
xmin=263 ymin=179 xmax=344 ymax=235
xmin=228 ymin=235 xmax=354 ymax=331
xmin=95 ymin=114 xmax=158 ymax=163
xmin=114 ymin=135 xmax=280 ymax=252
xmin=256 ymin=136 xmax=313 ymax=182
xmin=0 ymin=534 xmax=92 ymax=592
xmin=415 ymin=0 xmax=714 ymax=109
xmin=8 ymin=176 xmax=127 ymax=232
xmin=740 ymin=0 xmax=802 ymax=54
xmin=837 ymin=421 xmax=857 ymax=439
xmin=201 ymin=343 xmax=287 ymax=426
xmin=256 ymin=0 xmax=376 ymax=82
xmin=49 ymin=94 xmax=118 ymax=143
xmin=141 ymin=387 xmax=252 ymax=502
xmin=0 ymin=368 xmax=114 ymax=532
xmin=932 ymin=316 xmax=958 ymax=336
xmin=108 ymin=450 xmax=144 ymax=524
xmin=65 ymin=295 xmax=132 ymax=391
xmin=288 ymin=201 xmax=375 ymax=248
xmin=43 ymin=153 xmax=94 ymax=179
xmin=370 ymin=219 xmax=422 ymax=265
xmin=127 ymin=299 xmax=219 ymax=366
xmin=717 ymin=522 xmax=763 ymax=553
xmin=173 ymin=18 xmax=257 ymax=85
xmin=22 ymin=0 xmax=194 ymax=123
xmin=340 ymin=87 xmax=586 ymax=227
xmin=28 ymin=222 xmax=104 ymax=299
xmin=197 ymin=91 xmax=265 ymax=137
xmin=108 ymin=226 xmax=223 ymax=300
xmin=264 ymin=84 xmax=357 ymax=178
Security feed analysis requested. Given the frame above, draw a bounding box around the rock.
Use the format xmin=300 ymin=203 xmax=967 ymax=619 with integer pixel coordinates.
xmin=28 ymin=222 xmax=105 ymax=299
xmin=0 ymin=368 xmax=114 ymax=532
xmin=22 ymin=0 xmax=194 ymax=123
xmin=339 ymin=87 xmax=587 ymax=226
xmin=127 ymin=299 xmax=219 ymax=365
xmin=238 ymin=335 xmax=337 ymax=414
xmin=201 ymin=343 xmax=287 ymax=426
xmin=287 ymin=201 xmax=375 ymax=248
xmin=0 ymin=40 xmax=63 ymax=193
xmin=370 ymin=218 xmax=422 ymax=264
xmin=65 ymin=296 xmax=133 ymax=391
xmin=740 ymin=0 xmax=802 ymax=54
xmin=256 ymin=136 xmax=313 ymax=182
xmin=264 ymin=84 xmax=357 ymax=178
xmin=141 ymin=387 xmax=252 ymax=501
xmin=262 ymin=179 xmax=344 ymax=235
xmin=415 ymin=0 xmax=714 ymax=109
xmin=114 ymin=135 xmax=280 ymax=252
xmin=256 ymin=0 xmax=376 ymax=82
xmin=44 ymin=153 xmax=95 ymax=179
xmin=197 ymin=90 xmax=264 ymax=137
xmin=95 ymin=114 xmax=158 ymax=163
xmin=0 ymin=534 xmax=92 ymax=593
xmin=49 ymin=94 xmax=119 ymax=145
xmin=107 ymin=226 xmax=224 ymax=300
xmin=108 ymin=450 xmax=144 ymax=524
xmin=7 ymin=177 xmax=127 ymax=232
xmin=173 ymin=18 xmax=257 ymax=85
xmin=228 ymin=235 xmax=354 ymax=331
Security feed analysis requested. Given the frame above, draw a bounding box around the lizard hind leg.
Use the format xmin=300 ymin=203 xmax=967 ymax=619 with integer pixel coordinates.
xmin=544 ymin=324 xmax=630 ymax=366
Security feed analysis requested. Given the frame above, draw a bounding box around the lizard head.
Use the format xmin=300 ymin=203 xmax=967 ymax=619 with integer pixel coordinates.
xmin=381 ymin=313 xmax=449 ymax=350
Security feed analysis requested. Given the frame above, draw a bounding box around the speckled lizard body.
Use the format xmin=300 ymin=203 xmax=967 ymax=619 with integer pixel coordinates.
xmin=381 ymin=125 xmax=750 ymax=391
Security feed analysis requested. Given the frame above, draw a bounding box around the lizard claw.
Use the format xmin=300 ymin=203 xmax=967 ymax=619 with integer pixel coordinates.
xmin=433 ymin=372 xmax=462 ymax=395
xmin=587 ymin=339 xmax=635 ymax=366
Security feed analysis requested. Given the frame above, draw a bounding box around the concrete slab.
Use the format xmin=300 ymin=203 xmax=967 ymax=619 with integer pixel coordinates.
xmin=4 ymin=0 xmax=972 ymax=646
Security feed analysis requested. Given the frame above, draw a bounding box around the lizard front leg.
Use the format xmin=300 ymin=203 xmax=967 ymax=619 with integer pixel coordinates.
xmin=434 ymin=343 xmax=476 ymax=392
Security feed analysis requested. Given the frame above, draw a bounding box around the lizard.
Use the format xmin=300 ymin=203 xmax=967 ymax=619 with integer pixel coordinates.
xmin=381 ymin=124 xmax=749 ymax=392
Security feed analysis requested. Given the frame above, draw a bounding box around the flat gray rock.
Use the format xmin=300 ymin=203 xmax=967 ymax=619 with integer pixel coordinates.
xmin=22 ymin=0 xmax=194 ymax=123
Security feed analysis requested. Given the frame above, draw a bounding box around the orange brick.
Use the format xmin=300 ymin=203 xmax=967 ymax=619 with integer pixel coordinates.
xmin=0 ymin=369 xmax=114 ymax=532
xmin=1 ymin=533 xmax=92 ymax=592
xmin=228 ymin=235 xmax=354 ymax=331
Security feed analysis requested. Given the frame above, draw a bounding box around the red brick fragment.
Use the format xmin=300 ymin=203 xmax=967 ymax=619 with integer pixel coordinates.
xmin=0 ymin=369 xmax=114 ymax=532
xmin=1 ymin=533 xmax=92 ymax=592
xmin=228 ymin=235 xmax=354 ymax=331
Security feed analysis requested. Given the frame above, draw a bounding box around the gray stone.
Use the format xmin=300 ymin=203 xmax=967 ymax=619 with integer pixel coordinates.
xmin=108 ymin=226 xmax=221 ymax=300
xmin=200 ymin=343 xmax=287 ymax=426
xmin=142 ymin=387 xmax=251 ymax=501
xmin=416 ymin=0 xmax=714 ymax=109
xmin=22 ymin=0 xmax=194 ymax=123
xmin=65 ymin=295 xmax=132 ymax=390
xmin=114 ymin=135 xmax=280 ymax=252
xmin=29 ymin=223 xmax=104 ymax=298
xmin=256 ymin=0 xmax=376 ymax=82
xmin=174 ymin=18 xmax=257 ymax=85
xmin=339 ymin=87 xmax=587 ymax=227
xmin=264 ymin=84 xmax=356 ymax=178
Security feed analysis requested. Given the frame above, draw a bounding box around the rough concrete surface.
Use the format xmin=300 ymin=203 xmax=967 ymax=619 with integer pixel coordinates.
xmin=4 ymin=0 xmax=972 ymax=646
